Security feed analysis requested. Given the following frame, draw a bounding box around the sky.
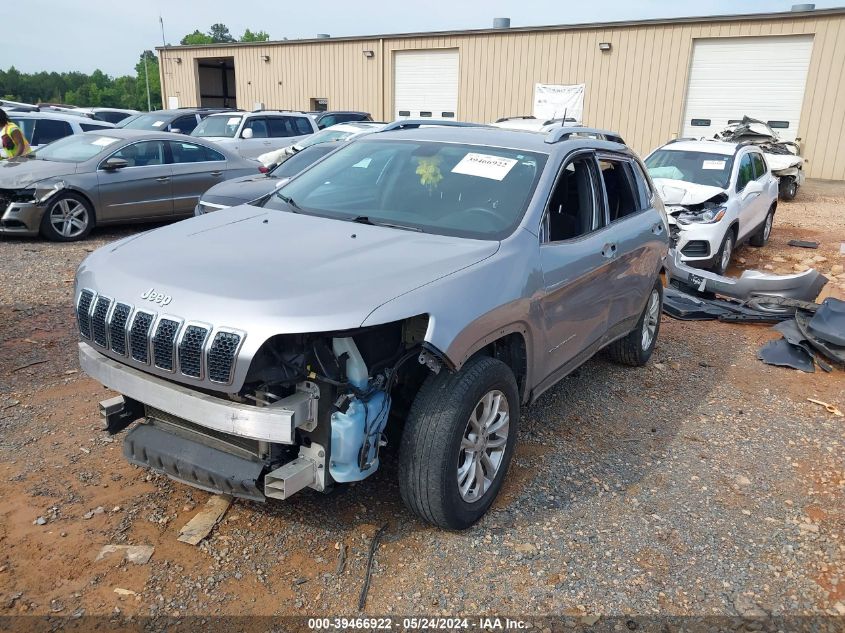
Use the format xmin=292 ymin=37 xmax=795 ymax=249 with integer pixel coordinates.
xmin=6 ymin=0 xmax=843 ymax=76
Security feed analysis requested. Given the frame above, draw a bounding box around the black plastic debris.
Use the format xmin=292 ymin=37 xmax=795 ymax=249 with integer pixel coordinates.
xmin=808 ymin=298 xmax=845 ymax=346
xmin=787 ymin=239 xmax=819 ymax=249
xmin=795 ymin=309 xmax=845 ymax=366
xmin=757 ymin=338 xmax=815 ymax=373
xmin=663 ymin=286 xmax=791 ymax=323
xmin=772 ymin=319 xmax=806 ymax=346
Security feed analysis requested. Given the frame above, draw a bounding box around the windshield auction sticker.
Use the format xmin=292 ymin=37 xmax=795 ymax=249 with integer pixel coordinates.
xmin=452 ymin=153 xmax=518 ymax=180
xmin=701 ymin=160 xmax=727 ymax=170
xmin=91 ymin=137 xmax=119 ymax=146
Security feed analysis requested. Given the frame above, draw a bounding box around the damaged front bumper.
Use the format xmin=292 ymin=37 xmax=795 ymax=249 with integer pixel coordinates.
xmin=0 ymin=199 xmax=44 ymax=235
xmin=664 ymin=249 xmax=828 ymax=305
xmin=79 ymin=342 xmax=316 ymax=444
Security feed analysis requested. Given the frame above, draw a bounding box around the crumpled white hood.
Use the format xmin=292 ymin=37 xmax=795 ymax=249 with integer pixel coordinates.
xmin=765 ymin=153 xmax=803 ymax=171
xmin=652 ymin=178 xmax=727 ymax=206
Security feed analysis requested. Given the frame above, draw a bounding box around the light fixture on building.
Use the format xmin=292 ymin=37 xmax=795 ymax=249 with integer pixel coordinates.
xmin=174 ymin=57 xmax=182 ymax=64
xmin=362 ymin=50 xmax=375 ymax=58
xmin=598 ymin=42 xmax=612 ymax=52
xmin=261 ymin=55 xmax=270 ymax=62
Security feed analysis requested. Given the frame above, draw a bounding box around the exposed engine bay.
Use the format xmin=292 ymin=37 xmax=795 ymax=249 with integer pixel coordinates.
xmin=112 ymin=315 xmax=433 ymax=503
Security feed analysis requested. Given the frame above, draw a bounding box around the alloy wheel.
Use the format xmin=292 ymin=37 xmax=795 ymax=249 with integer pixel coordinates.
xmin=720 ymin=237 xmax=733 ymax=272
xmin=641 ymin=289 xmax=660 ymax=350
xmin=457 ymin=390 xmax=509 ymax=503
xmin=49 ymin=199 xmax=89 ymax=239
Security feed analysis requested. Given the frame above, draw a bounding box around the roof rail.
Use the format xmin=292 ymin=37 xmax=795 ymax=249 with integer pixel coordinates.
xmin=544 ymin=126 xmax=625 ymax=145
xmin=380 ymin=119 xmax=488 ymax=132
xmin=494 ymin=115 xmax=537 ymax=123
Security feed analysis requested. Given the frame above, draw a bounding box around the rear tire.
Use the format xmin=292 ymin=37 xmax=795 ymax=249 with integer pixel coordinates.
xmin=710 ymin=230 xmax=735 ymax=275
xmin=749 ymin=207 xmax=775 ymax=247
xmin=39 ymin=192 xmax=95 ymax=242
xmin=605 ymin=281 xmax=663 ymax=367
xmin=779 ymin=177 xmax=798 ymax=201
xmin=398 ymin=356 xmax=519 ymax=530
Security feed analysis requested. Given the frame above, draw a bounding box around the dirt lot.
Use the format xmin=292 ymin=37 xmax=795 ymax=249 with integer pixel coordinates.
xmin=1 ymin=181 xmax=843 ymax=629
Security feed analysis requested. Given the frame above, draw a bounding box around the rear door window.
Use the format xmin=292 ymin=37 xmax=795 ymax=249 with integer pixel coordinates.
xmin=169 ymin=141 xmax=225 ymax=163
xmin=32 ymin=119 xmax=73 ymax=145
xmin=598 ymin=158 xmax=642 ymax=222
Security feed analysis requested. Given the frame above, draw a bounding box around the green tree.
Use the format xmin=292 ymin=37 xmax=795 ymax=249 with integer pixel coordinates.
xmin=240 ymin=29 xmax=270 ymax=42
xmin=209 ymin=23 xmax=235 ymax=42
xmin=180 ymin=29 xmax=214 ymax=45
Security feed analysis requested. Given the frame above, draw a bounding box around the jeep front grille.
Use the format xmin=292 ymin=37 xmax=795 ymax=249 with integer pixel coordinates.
xmin=178 ymin=325 xmax=209 ymax=378
xmin=129 ymin=312 xmax=154 ymax=363
xmin=152 ymin=319 xmax=180 ymax=371
xmin=76 ymin=289 xmax=243 ymax=385
xmin=208 ymin=332 xmax=241 ymax=383
xmin=76 ymin=290 xmax=95 ymax=339
xmin=109 ymin=303 xmax=132 ymax=355
xmin=91 ymin=296 xmax=111 ymax=348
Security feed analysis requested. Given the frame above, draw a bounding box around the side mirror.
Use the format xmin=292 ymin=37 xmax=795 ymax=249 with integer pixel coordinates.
xmin=241 ymin=128 xmax=254 ymax=139
xmin=102 ymin=157 xmax=128 ymax=171
xmin=742 ymin=180 xmax=764 ymax=197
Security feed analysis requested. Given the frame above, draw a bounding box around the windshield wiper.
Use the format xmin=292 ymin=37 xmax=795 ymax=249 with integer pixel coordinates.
xmin=274 ymin=193 xmax=303 ymax=213
xmin=349 ymin=216 xmax=422 ymax=232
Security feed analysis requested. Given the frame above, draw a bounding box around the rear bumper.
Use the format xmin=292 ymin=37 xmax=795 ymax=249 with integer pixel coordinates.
xmin=79 ymin=342 xmax=314 ymax=444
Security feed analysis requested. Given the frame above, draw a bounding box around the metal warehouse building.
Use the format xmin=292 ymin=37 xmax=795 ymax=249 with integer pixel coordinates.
xmin=158 ymin=7 xmax=845 ymax=180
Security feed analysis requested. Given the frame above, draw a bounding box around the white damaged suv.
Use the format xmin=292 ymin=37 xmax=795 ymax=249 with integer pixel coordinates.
xmin=645 ymin=139 xmax=778 ymax=274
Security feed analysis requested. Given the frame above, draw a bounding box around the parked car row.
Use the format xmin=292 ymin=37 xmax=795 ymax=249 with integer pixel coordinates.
xmin=1 ymin=102 xmax=786 ymax=279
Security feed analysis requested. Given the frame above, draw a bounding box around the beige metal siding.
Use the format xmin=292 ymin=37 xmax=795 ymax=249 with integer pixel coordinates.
xmin=160 ymin=12 xmax=845 ymax=179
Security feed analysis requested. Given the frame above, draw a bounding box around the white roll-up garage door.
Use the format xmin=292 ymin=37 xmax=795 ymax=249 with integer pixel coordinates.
xmin=681 ymin=35 xmax=814 ymax=142
xmin=394 ymin=49 xmax=459 ymax=120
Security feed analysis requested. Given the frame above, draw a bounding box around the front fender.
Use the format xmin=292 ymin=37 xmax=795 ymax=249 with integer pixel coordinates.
xmin=361 ymin=229 xmax=543 ymax=378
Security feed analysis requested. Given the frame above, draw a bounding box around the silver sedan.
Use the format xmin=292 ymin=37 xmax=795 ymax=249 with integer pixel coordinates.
xmin=0 ymin=129 xmax=261 ymax=241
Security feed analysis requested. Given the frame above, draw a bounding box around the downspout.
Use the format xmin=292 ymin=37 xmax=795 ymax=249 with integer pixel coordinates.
xmin=158 ymin=50 xmax=167 ymax=109
xmin=379 ymin=38 xmax=386 ymax=121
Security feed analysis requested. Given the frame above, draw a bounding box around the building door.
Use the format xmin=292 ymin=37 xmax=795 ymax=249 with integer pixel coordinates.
xmin=681 ymin=35 xmax=813 ymax=142
xmin=393 ymin=49 xmax=459 ymax=120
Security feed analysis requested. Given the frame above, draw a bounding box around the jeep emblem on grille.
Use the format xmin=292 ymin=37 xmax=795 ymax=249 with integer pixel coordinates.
xmin=141 ymin=288 xmax=172 ymax=306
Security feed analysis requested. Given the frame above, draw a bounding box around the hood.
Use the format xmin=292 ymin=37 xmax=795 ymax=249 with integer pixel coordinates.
xmin=765 ymin=153 xmax=803 ymax=172
xmin=77 ymin=205 xmax=499 ymax=337
xmin=0 ymin=159 xmax=79 ymax=189
xmin=652 ymin=178 xmax=727 ymax=206
xmin=200 ymin=174 xmax=281 ymax=206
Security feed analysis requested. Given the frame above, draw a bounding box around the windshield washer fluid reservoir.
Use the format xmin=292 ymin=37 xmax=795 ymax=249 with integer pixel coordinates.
xmin=330 ymin=391 xmax=391 ymax=482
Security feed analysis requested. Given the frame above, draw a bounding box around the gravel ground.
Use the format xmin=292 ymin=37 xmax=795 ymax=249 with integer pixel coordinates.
xmin=0 ymin=183 xmax=843 ymax=630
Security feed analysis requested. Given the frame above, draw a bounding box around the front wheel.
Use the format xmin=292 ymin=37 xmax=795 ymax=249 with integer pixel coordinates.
xmin=605 ymin=280 xmax=663 ymax=367
xmin=710 ymin=230 xmax=735 ymax=275
xmin=398 ymin=356 xmax=519 ymax=529
xmin=779 ymin=177 xmax=798 ymax=201
xmin=40 ymin=192 xmax=94 ymax=242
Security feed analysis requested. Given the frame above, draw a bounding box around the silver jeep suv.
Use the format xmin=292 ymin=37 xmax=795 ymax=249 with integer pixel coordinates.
xmin=75 ymin=121 xmax=669 ymax=529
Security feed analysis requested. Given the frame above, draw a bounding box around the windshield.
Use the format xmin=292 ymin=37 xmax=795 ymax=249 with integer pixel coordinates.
xmin=645 ymin=149 xmax=733 ymax=189
xmin=121 ymin=113 xmax=172 ymax=131
xmin=192 ymin=115 xmax=242 ymax=138
xmin=32 ymin=134 xmax=120 ymax=163
xmin=270 ymin=144 xmax=336 ymax=178
xmin=264 ymin=139 xmax=548 ymax=240
xmin=296 ymin=128 xmax=354 ymax=150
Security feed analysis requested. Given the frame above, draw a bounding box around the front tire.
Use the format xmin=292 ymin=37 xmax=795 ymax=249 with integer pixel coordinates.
xmin=779 ymin=177 xmax=798 ymax=201
xmin=40 ymin=192 xmax=94 ymax=242
xmin=605 ymin=280 xmax=663 ymax=367
xmin=710 ymin=230 xmax=735 ymax=275
xmin=398 ymin=356 xmax=519 ymax=530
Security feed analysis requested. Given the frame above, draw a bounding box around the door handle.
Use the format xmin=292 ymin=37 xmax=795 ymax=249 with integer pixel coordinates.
xmin=601 ymin=242 xmax=618 ymax=259
xmin=210 ymin=171 xmax=223 ymax=177
xmin=156 ymin=176 xmax=170 ymax=182
xmin=652 ymin=223 xmax=664 ymax=235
